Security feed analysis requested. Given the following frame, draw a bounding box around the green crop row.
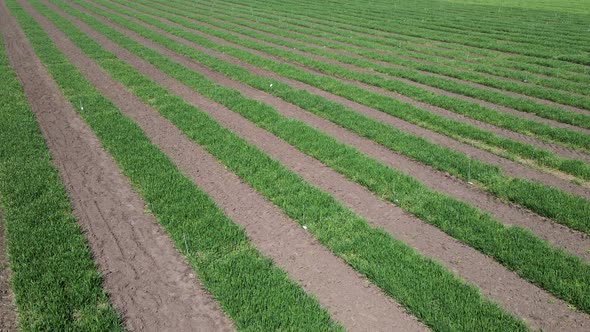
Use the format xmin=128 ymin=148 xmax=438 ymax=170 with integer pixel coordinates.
xmin=52 ymin=0 xmax=590 ymax=315
xmin=0 ymin=22 xmax=122 ymax=331
xmin=8 ymin=2 xmax=344 ymax=330
xmin=90 ymin=0 xmax=590 ymax=230
xmin=25 ymin=0 xmax=535 ymax=330
xmin=275 ymin=0 xmax=590 ymax=50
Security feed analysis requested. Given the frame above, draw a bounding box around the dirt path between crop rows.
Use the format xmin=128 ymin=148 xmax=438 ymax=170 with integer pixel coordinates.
xmin=1 ymin=2 xmax=235 ymax=331
xmin=80 ymin=0 xmax=590 ymax=261
xmin=46 ymin=1 xmax=590 ymax=330
xmin=0 ymin=210 xmax=17 ymax=332
xmin=20 ymin=2 xmax=430 ymax=331
xmin=119 ymin=0 xmax=590 ymax=165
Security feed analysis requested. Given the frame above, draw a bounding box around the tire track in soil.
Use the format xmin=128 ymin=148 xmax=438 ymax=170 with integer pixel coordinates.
xmin=22 ymin=3 xmax=430 ymax=331
xmin=82 ymin=0 xmax=590 ymax=257
xmin=0 ymin=210 xmax=17 ymax=332
xmin=50 ymin=2 xmax=590 ymax=330
xmin=162 ymin=7 xmax=590 ymax=117
xmin=2 ymin=3 xmax=234 ymax=331
xmin=116 ymin=0 xmax=590 ymax=163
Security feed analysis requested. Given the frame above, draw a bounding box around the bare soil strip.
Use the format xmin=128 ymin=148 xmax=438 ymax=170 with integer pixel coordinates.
xmin=196 ymin=13 xmax=590 ymax=116
xmin=2 ymin=3 xmax=234 ymax=331
xmin=21 ymin=2 xmax=429 ymax=331
xmin=81 ymin=0 xmax=590 ymax=262
xmin=0 ymin=211 xmax=17 ymax=332
xmin=49 ymin=2 xmax=590 ymax=330
xmin=115 ymin=0 xmax=590 ymax=164
xmin=174 ymin=12 xmax=590 ymax=124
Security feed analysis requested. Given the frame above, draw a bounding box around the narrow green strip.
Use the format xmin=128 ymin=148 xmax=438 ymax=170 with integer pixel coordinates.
xmin=0 ymin=22 xmax=122 ymax=331
xmin=7 ymin=2 xmax=342 ymax=330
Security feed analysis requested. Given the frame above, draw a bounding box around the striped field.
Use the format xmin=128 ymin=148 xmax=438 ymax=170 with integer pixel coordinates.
xmin=0 ymin=0 xmax=589 ymax=331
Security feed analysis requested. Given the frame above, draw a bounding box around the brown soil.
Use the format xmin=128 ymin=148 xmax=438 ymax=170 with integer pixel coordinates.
xmin=124 ymin=0 xmax=590 ymax=164
xmin=2 ymin=2 xmax=234 ymax=331
xmin=53 ymin=2 xmax=590 ymax=330
xmin=24 ymin=2 xmax=429 ymax=331
xmin=0 ymin=211 xmax=17 ymax=332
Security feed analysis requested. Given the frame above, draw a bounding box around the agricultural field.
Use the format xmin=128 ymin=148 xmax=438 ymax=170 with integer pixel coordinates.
xmin=0 ymin=0 xmax=589 ymax=330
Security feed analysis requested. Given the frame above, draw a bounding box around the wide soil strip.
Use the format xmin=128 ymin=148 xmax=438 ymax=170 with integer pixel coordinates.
xmin=47 ymin=2 xmax=590 ymax=330
xmin=21 ymin=2 xmax=428 ymax=331
xmin=2 ymin=3 xmax=234 ymax=331
xmin=76 ymin=0 xmax=590 ymax=261
xmin=116 ymin=0 xmax=590 ymax=165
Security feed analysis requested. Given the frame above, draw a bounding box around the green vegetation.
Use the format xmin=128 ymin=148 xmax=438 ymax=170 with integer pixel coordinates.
xmin=7 ymin=2 xmax=342 ymax=330
xmin=79 ymin=0 xmax=590 ymax=234
xmin=200 ymin=0 xmax=590 ymax=73
xmin=5 ymin=0 xmax=590 ymax=329
xmin=115 ymin=0 xmax=590 ymax=154
xmin=167 ymin=0 xmax=590 ymax=97
xmin=41 ymin=0 xmax=590 ymax=317
xmin=447 ymin=0 xmax=590 ymax=15
xmin=152 ymin=0 xmax=590 ymax=112
xmin=103 ymin=0 xmax=590 ymax=186
xmin=0 ymin=27 xmax=122 ymax=331
xmin=15 ymin=0 xmax=535 ymax=330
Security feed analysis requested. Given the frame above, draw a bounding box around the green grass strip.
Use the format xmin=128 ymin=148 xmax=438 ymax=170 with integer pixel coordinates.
xmin=86 ymin=0 xmax=590 ymax=232
xmin=18 ymin=1 xmax=534 ymax=330
xmin=0 ymin=24 xmax=122 ymax=331
xmin=122 ymin=0 xmax=590 ymax=153
xmin=48 ymin=0 xmax=590 ymax=315
xmin=105 ymin=0 xmax=590 ymax=182
xmin=7 ymin=2 xmax=343 ymax=331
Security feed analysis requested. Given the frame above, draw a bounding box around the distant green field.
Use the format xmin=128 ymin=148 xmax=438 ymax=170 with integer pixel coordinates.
xmin=446 ymin=0 xmax=590 ymax=15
